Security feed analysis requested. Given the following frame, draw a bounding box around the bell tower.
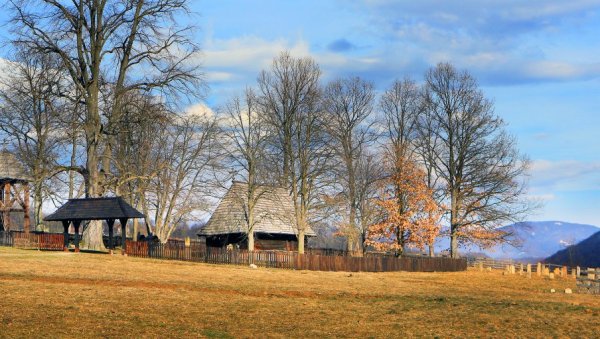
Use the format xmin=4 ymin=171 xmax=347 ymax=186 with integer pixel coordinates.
xmin=0 ymin=151 xmax=31 ymax=234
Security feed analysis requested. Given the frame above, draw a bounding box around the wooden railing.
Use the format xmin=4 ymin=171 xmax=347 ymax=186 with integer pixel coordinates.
xmin=125 ymin=240 xmax=467 ymax=272
xmin=0 ymin=231 xmax=64 ymax=251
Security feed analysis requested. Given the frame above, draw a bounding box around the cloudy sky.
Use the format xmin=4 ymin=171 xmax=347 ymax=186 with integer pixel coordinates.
xmin=198 ymin=0 xmax=600 ymax=227
xmin=1 ymin=1 xmax=599 ymax=226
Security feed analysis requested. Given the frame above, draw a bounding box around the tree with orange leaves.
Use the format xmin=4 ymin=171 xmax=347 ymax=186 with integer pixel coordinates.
xmin=366 ymin=151 xmax=442 ymax=256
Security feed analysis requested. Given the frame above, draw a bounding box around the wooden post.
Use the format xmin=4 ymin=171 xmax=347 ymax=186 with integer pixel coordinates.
xmin=120 ymin=218 xmax=128 ymax=255
xmin=23 ymin=184 xmax=30 ymax=234
xmin=107 ymin=219 xmax=115 ymax=254
xmin=62 ymin=220 xmax=70 ymax=251
xmin=73 ymin=220 xmax=81 ymax=252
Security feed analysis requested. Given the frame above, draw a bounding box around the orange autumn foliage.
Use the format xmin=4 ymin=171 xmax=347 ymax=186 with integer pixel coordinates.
xmin=366 ymin=153 xmax=442 ymax=253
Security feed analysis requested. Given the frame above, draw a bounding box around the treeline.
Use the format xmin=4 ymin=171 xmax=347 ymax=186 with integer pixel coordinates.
xmin=0 ymin=1 xmax=533 ymax=257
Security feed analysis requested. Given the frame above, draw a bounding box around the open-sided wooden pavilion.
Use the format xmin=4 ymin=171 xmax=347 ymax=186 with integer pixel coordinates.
xmin=44 ymin=197 xmax=144 ymax=253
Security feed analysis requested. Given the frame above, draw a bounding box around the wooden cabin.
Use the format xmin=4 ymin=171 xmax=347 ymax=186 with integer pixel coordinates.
xmin=198 ymin=182 xmax=315 ymax=250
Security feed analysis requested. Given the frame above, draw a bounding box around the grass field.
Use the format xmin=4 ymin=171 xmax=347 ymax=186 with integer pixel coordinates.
xmin=0 ymin=247 xmax=598 ymax=338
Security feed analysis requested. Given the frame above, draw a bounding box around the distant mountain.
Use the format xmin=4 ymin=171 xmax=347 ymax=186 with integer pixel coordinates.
xmin=461 ymin=221 xmax=600 ymax=260
xmin=545 ymin=231 xmax=600 ymax=267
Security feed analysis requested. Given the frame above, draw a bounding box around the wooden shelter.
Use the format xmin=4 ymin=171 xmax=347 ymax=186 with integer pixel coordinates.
xmin=0 ymin=151 xmax=31 ymax=234
xmin=198 ymin=182 xmax=316 ymax=250
xmin=44 ymin=197 xmax=144 ymax=253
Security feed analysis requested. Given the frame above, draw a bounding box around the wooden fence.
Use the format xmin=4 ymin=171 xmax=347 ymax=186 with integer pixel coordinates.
xmin=125 ymin=240 xmax=467 ymax=272
xmin=0 ymin=231 xmax=64 ymax=251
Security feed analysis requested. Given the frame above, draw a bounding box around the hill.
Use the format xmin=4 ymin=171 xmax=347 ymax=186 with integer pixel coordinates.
xmin=456 ymin=221 xmax=599 ymax=260
xmin=545 ymin=231 xmax=600 ymax=267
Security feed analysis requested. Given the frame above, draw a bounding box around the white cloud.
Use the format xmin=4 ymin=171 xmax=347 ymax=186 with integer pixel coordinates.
xmin=185 ymin=102 xmax=215 ymax=119
xmin=529 ymin=159 xmax=600 ymax=192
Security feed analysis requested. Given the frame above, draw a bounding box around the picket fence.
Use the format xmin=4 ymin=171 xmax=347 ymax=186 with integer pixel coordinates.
xmin=0 ymin=231 xmax=64 ymax=251
xmin=125 ymin=240 xmax=467 ymax=272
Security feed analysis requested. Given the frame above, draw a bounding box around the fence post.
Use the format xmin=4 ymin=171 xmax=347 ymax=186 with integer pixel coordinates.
xmin=537 ymin=262 xmax=542 ymax=277
xmin=526 ymin=264 xmax=531 ymax=278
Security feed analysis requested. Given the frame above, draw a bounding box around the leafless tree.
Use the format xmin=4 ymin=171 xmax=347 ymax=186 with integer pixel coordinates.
xmin=145 ymin=114 xmax=221 ymax=243
xmin=257 ymin=51 xmax=328 ymax=253
xmin=423 ymin=62 xmax=533 ymax=258
xmin=222 ymin=88 xmax=272 ymax=250
xmin=0 ymin=50 xmax=68 ymax=230
xmin=9 ymin=0 xmax=203 ymax=249
xmin=322 ymin=76 xmax=377 ymax=253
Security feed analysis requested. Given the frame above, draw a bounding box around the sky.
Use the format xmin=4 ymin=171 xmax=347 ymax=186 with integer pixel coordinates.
xmin=1 ymin=1 xmax=600 ymax=226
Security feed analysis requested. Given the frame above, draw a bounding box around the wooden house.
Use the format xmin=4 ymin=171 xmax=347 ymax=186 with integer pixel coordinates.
xmin=198 ymin=182 xmax=315 ymax=250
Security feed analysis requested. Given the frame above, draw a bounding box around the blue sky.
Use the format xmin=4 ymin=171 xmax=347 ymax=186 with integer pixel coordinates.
xmin=1 ymin=1 xmax=599 ymax=226
xmin=195 ymin=0 xmax=600 ymax=227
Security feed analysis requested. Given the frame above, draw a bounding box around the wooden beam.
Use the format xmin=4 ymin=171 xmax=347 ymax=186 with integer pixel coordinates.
xmin=73 ymin=220 xmax=81 ymax=253
xmin=107 ymin=219 xmax=115 ymax=254
xmin=62 ymin=221 xmax=70 ymax=251
xmin=23 ymin=184 xmax=30 ymax=234
xmin=120 ymin=218 xmax=128 ymax=255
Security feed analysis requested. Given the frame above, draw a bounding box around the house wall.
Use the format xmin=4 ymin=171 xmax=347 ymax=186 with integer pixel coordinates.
xmin=203 ymin=232 xmax=299 ymax=251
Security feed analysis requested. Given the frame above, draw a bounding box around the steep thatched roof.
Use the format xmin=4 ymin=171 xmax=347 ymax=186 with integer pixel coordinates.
xmin=198 ymin=182 xmax=315 ymax=237
xmin=44 ymin=197 xmax=145 ymax=222
xmin=0 ymin=151 xmax=31 ymax=182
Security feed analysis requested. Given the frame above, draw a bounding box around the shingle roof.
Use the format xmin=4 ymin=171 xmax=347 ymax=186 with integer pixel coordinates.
xmin=44 ymin=197 xmax=145 ymax=221
xmin=199 ymin=182 xmax=315 ymax=237
xmin=0 ymin=151 xmax=31 ymax=182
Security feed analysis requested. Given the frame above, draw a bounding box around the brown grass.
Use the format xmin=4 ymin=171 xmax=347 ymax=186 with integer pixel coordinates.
xmin=0 ymin=247 xmax=598 ymax=338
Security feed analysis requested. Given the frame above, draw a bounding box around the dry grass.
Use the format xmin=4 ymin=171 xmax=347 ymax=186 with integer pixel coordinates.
xmin=0 ymin=247 xmax=598 ymax=338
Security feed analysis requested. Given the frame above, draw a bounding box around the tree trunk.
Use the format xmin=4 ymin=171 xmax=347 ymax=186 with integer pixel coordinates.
xmin=34 ymin=184 xmax=45 ymax=232
xmin=248 ymin=231 xmax=255 ymax=251
xmin=82 ymin=134 xmax=106 ymax=250
xmin=298 ymin=230 xmax=305 ymax=254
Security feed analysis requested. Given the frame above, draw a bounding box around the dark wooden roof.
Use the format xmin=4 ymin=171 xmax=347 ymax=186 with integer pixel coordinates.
xmin=0 ymin=151 xmax=31 ymax=182
xmin=44 ymin=197 xmax=145 ymax=222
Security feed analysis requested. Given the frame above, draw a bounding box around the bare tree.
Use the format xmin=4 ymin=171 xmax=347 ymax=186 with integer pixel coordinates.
xmin=9 ymin=0 xmax=202 ymax=249
xmin=380 ymin=78 xmax=422 ymax=158
xmin=222 ymin=88 xmax=271 ymax=250
xmin=0 ymin=50 xmax=68 ymax=230
xmin=257 ymin=51 xmax=328 ymax=253
xmin=322 ymin=76 xmax=377 ymax=253
xmin=112 ymin=92 xmax=171 ymax=239
xmin=423 ymin=62 xmax=533 ymax=258
xmin=146 ymin=114 xmax=220 ymax=243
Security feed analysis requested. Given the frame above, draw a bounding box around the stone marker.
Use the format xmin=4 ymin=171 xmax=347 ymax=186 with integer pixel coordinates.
xmin=576 ymin=266 xmax=581 ymax=277
xmin=486 ymin=267 xmax=492 ymax=272
xmin=553 ymin=268 xmax=560 ymax=277
xmin=565 ymin=288 xmax=572 ymax=294
xmin=537 ymin=263 xmax=542 ymax=276
xmin=519 ymin=263 xmax=524 ymax=275
xmin=543 ymin=267 xmax=550 ymax=276
xmin=549 ymin=273 xmax=555 ymax=279
xmin=561 ymin=266 xmax=568 ymax=277
xmin=527 ymin=264 xmax=532 ymax=278
xmin=550 ymin=289 xmax=556 ymax=293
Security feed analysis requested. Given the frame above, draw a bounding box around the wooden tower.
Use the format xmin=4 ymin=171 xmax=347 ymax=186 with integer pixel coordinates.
xmin=0 ymin=151 xmax=31 ymax=234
